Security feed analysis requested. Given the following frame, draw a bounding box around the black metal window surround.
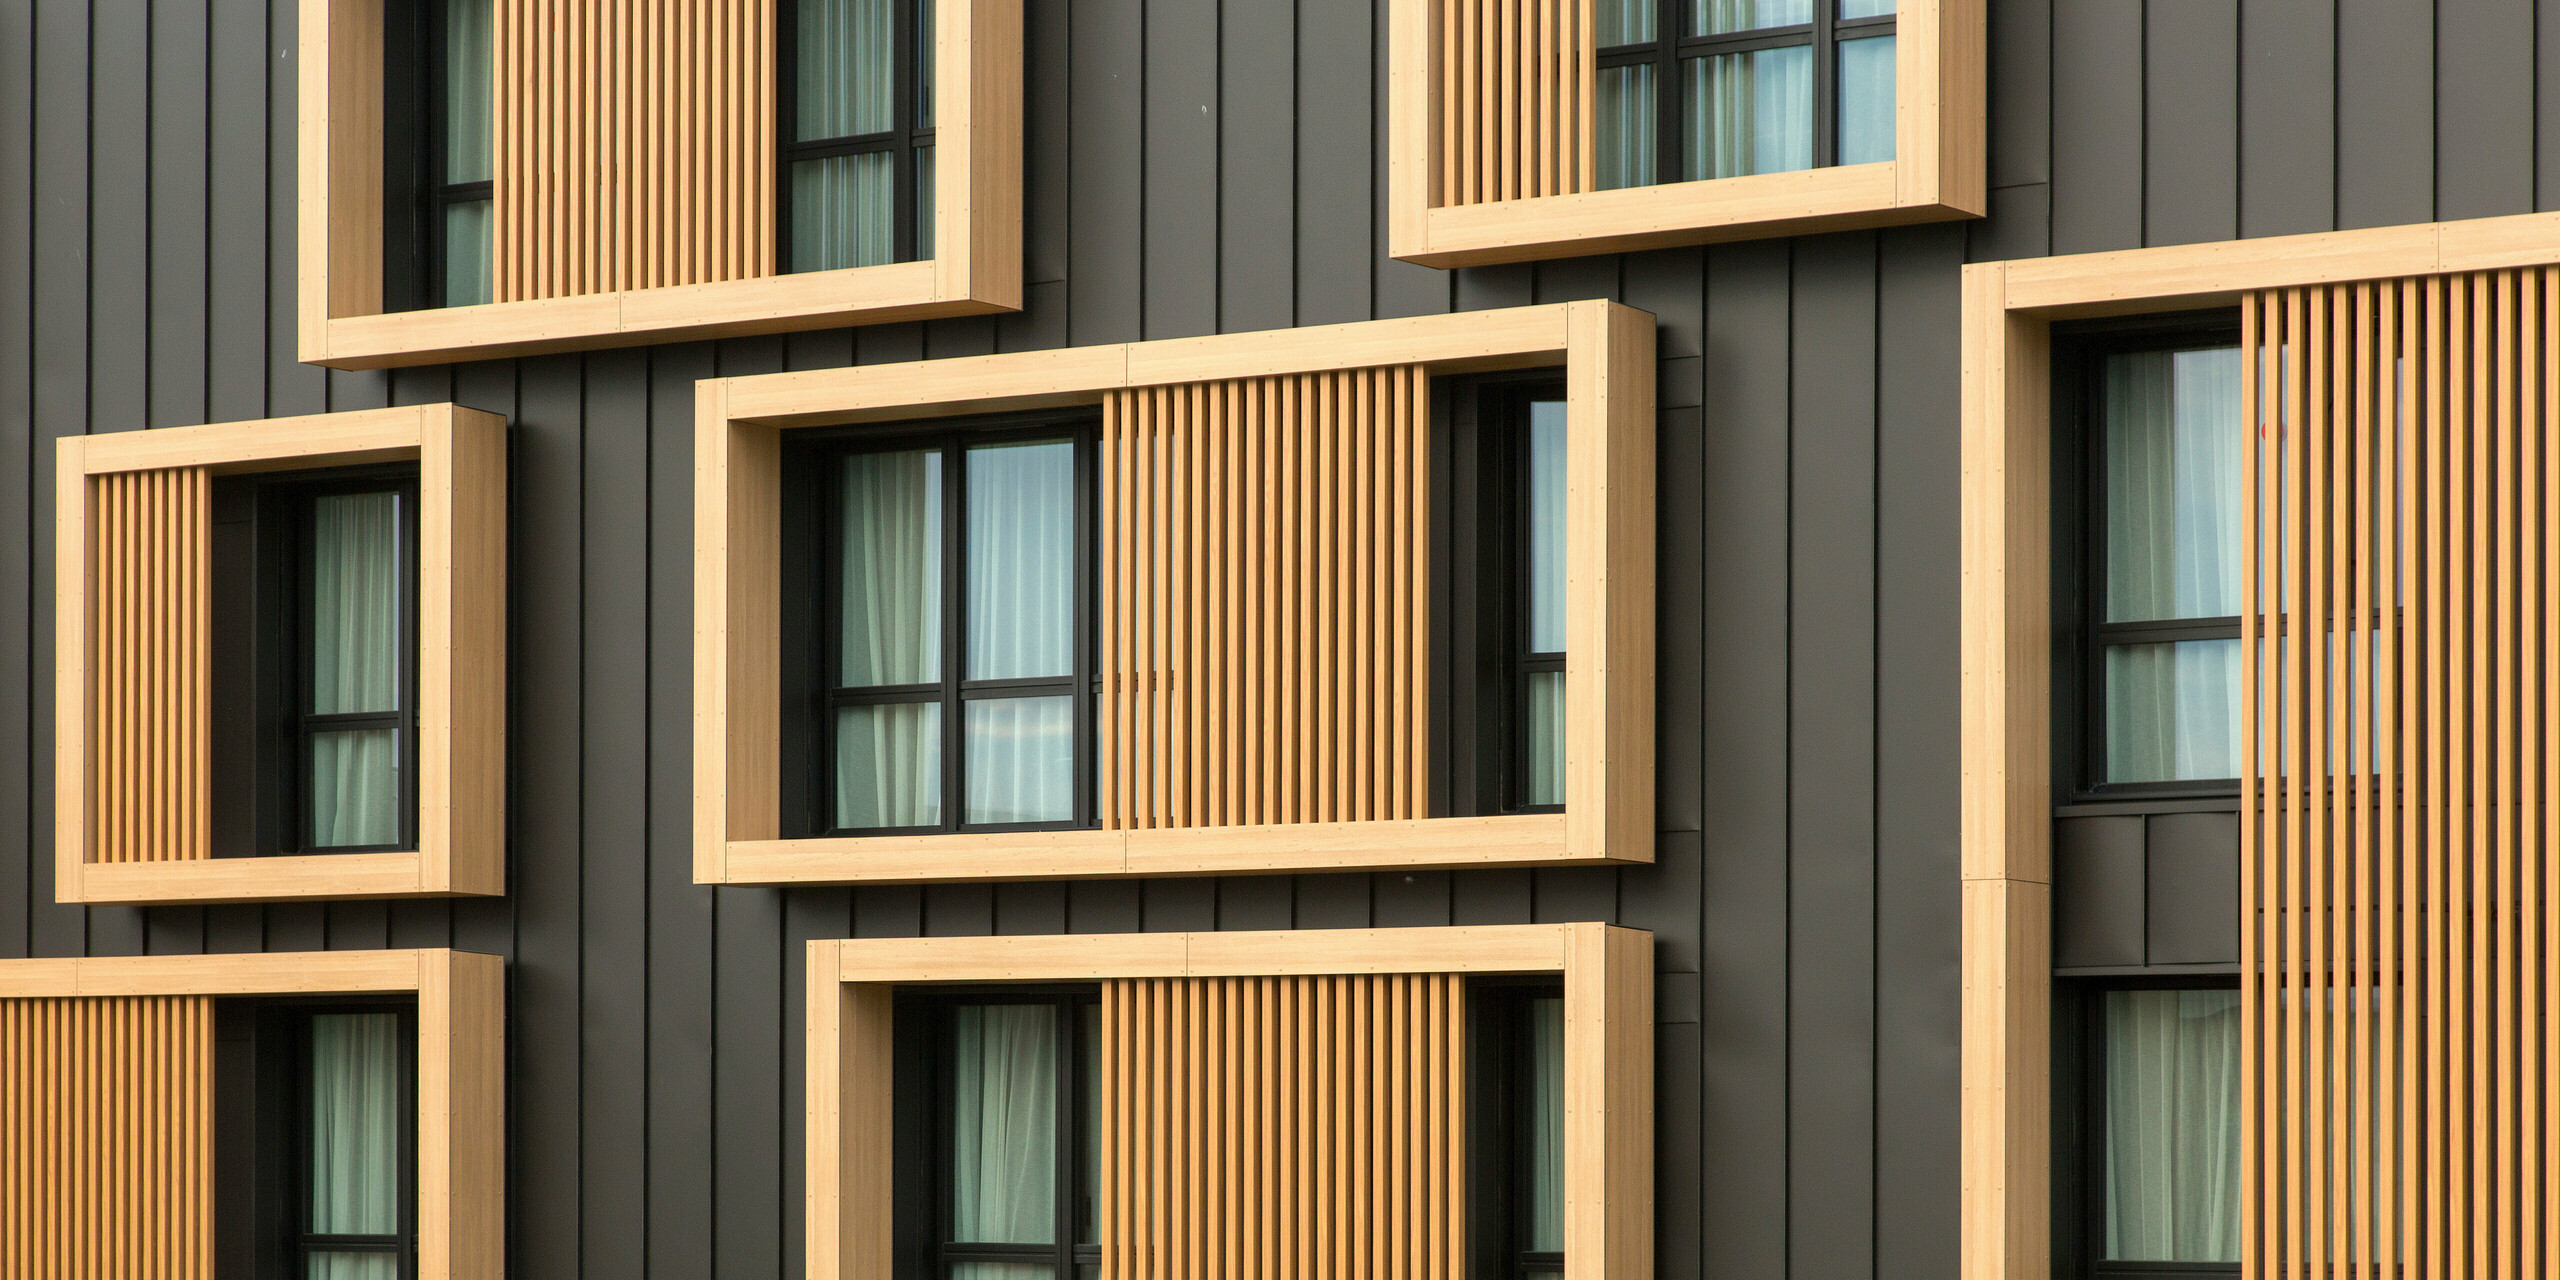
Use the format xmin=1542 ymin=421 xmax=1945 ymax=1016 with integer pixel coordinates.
xmin=2062 ymin=979 xmax=2242 ymax=1280
xmin=795 ymin=419 xmax=1096 ymax=837
xmin=780 ymin=0 xmax=939 ymax=271
xmin=897 ymin=990 xmax=1100 ymax=1280
xmin=258 ymin=469 xmax=423 ymax=856
xmin=384 ymin=0 xmax=493 ymax=311
xmin=1468 ymin=979 xmax=1566 ymax=1278
xmin=1595 ymin=0 xmax=1897 ymax=188
xmin=2060 ymin=316 xmax=2246 ymax=800
xmin=248 ymin=1001 xmax=421 ymax=1280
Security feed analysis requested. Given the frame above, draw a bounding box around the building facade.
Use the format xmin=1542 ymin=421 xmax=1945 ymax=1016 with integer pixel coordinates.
xmin=0 ymin=1 xmax=2554 ymax=1277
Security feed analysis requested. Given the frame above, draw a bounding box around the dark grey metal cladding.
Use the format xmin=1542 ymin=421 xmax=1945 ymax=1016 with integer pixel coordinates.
xmin=0 ymin=0 xmax=2537 ymax=1275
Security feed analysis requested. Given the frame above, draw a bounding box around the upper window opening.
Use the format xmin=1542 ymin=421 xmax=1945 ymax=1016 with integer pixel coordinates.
xmin=784 ymin=0 xmax=939 ymax=270
xmin=904 ymin=993 xmax=1100 ymax=1278
xmin=394 ymin=0 xmax=495 ymax=309
xmin=1595 ymin=0 xmax=1896 ymax=189
xmin=1469 ymin=980 xmax=1568 ymax=1277
xmin=2080 ymin=984 xmax=2241 ymax=1277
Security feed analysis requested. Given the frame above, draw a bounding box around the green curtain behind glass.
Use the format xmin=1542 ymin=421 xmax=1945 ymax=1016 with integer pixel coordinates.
xmin=307 ymin=1012 xmax=401 ymax=1280
xmin=2102 ymin=990 xmax=2241 ymax=1262
xmin=310 ymin=493 xmax=401 ymax=848
xmin=952 ymin=1005 xmax=1058 ymax=1244
xmin=442 ymin=0 xmax=494 ymax=306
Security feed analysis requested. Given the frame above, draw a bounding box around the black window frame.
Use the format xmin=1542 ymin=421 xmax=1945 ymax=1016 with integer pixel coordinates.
xmin=778 ymin=0 xmax=940 ymax=271
xmin=384 ymin=0 xmax=493 ymax=312
xmin=260 ymin=466 xmax=425 ymax=856
xmin=789 ymin=415 xmax=1098 ymax=838
xmin=2060 ymin=977 xmax=2243 ymax=1280
xmin=1596 ymin=0 xmax=1898 ymax=187
xmin=896 ymin=986 xmax=1102 ymax=1280
xmin=2057 ymin=313 xmax=2247 ymax=802
xmin=1467 ymin=977 xmax=1567 ymax=1278
xmin=238 ymin=998 xmax=422 ymax=1280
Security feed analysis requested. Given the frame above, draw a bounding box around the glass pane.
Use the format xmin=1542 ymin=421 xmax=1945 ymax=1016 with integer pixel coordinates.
xmin=1525 ymin=671 xmax=1565 ymax=805
xmin=795 ymin=0 xmax=895 ymax=140
xmin=306 ymin=1254 xmax=398 ymax=1280
xmin=966 ymin=441 xmax=1075 ymax=680
xmin=1595 ymin=64 xmax=1657 ymax=190
xmin=1690 ymin=0 xmax=1811 ymax=36
xmin=1683 ymin=47 xmax=1813 ymax=180
xmin=311 ymin=494 xmax=401 ymax=715
xmin=442 ymin=0 xmax=493 ymax=183
xmin=916 ymin=0 xmax=938 ymax=125
xmin=952 ymin=1266 xmax=1054 ymax=1280
xmin=442 ymin=199 xmax=493 ymax=306
xmin=2102 ymin=990 xmax=2241 ymax=1262
xmin=1527 ymin=401 xmax=1566 ymax=654
xmin=1835 ymin=35 xmax=1896 ymax=164
xmin=1527 ymin=996 xmax=1565 ymax=1252
xmin=310 ymin=729 xmax=400 ymax=848
xmin=917 ymin=144 xmax=937 ymax=259
xmin=836 ymin=703 xmax=941 ymax=828
xmin=2105 ymin=347 xmax=2243 ymax=622
xmin=793 ymin=154 xmax=898 ymax=271
xmin=951 ymin=1004 xmax=1058 ymax=1244
xmin=966 ymin=696 xmax=1074 ymax=824
xmin=840 ymin=450 xmax=943 ymax=687
xmin=308 ymin=1013 xmax=401 ymax=1235
xmin=1597 ymin=0 xmax=1655 ymax=45
xmin=2104 ymin=640 xmax=2240 ymax=783
xmin=1837 ymin=0 xmax=1895 ymax=15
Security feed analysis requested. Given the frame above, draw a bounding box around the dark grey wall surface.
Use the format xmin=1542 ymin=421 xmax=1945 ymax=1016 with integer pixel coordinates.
xmin=0 ymin=1 xmax=2551 ymax=1276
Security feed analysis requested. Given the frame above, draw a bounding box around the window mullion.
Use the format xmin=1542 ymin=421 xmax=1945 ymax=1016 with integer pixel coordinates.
xmin=1813 ymin=0 xmax=1834 ymax=167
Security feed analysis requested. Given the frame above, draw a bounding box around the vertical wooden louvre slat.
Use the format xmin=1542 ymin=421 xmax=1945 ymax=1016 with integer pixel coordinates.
xmin=1099 ymin=974 xmax=1465 ymax=1280
xmin=1440 ymin=0 xmax=1590 ymax=205
xmin=1098 ymin=367 xmax=1431 ymax=829
xmin=88 ymin=469 xmax=210 ymax=865
xmin=493 ymin=0 xmax=775 ymax=302
xmin=0 ymin=997 xmax=213 ymax=1280
xmin=2242 ymin=270 xmax=2560 ymax=1277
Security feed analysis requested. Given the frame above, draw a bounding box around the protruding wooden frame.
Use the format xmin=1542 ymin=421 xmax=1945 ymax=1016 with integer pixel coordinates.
xmin=1386 ymin=0 xmax=1984 ymax=267
xmin=1958 ymin=208 xmax=2560 ymax=1280
xmin=296 ymin=0 xmax=1023 ymax=370
xmin=803 ymin=922 xmax=1653 ymax=1280
xmin=0 ymin=949 xmax=506 ymax=1280
xmin=55 ymin=404 xmax=508 ymax=905
xmin=694 ymin=301 xmax=1657 ymax=886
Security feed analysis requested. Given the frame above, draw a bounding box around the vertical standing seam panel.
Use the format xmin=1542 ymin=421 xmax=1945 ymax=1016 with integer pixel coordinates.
xmin=2242 ymin=272 xmax=2560 ymax=1276
xmin=87 ymin=469 xmax=210 ymax=865
xmin=1441 ymin=0 xmax=1590 ymax=206
xmin=1097 ymin=368 xmax=1433 ymax=829
xmin=0 ymin=998 xmax=212 ymax=1279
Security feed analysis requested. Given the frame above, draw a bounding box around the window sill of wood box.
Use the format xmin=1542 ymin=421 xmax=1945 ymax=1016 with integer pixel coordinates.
xmin=58 ymin=850 xmax=500 ymax=906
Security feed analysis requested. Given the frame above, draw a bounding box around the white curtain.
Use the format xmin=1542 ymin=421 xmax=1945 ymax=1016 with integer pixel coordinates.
xmin=1835 ymin=35 xmax=1896 ymax=164
xmin=1528 ymin=996 xmax=1566 ymax=1252
xmin=965 ymin=442 xmax=1073 ymax=680
xmin=1690 ymin=0 xmax=1810 ymax=35
xmin=794 ymin=154 xmax=898 ymax=271
xmin=311 ymin=493 xmax=401 ymax=848
xmin=966 ymin=697 xmax=1071 ymax=824
xmin=442 ymin=200 xmax=492 ymax=307
xmin=2105 ymin=639 xmax=2240 ymax=783
xmin=309 ymin=1013 xmax=401 ymax=1235
xmin=1600 ymin=0 xmax=1655 ymax=44
xmin=1595 ymin=65 xmax=1658 ymax=190
xmin=952 ymin=1005 xmax=1057 ymax=1245
xmin=1526 ymin=672 xmax=1566 ymax=806
xmin=1528 ymin=401 xmax=1567 ymax=654
xmin=2103 ymin=990 xmax=2242 ymax=1262
xmin=1837 ymin=0 xmax=1896 ymax=15
xmin=840 ymin=451 xmax=942 ymax=688
xmin=442 ymin=0 xmax=493 ymax=306
xmin=306 ymin=1252 xmax=397 ymax=1280
xmin=837 ymin=704 xmax=940 ymax=828
xmin=2105 ymin=348 xmax=2243 ymax=622
xmin=797 ymin=0 xmax=895 ymax=139
xmin=1685 ymin=46 xmax=1811 ymax=180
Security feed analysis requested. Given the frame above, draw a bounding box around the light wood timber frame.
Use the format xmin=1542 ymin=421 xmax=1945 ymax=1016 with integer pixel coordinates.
xmin=1387 ymin=0 xmax=1984 ymax=267
xmin=55 ymin=404 xmax=507 ymax=905
xmin=695 ymin=301 xmax=1656 ymax=886
xmin=803 ymin=923 xmax=1653 ymax=1280
xmin=0 ymin=949 xmax=504 ymax=1280
xmin=1960 ymin=208 xmax=2560 ymax=1280
xmin=297 ymin=0 xmax=1022 ymax=369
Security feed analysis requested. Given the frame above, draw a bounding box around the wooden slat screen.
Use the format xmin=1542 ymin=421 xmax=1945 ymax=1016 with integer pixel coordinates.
xmin=2241 ymin=273 xmax=2560 ymax=1278
xmin=1440 ymin=0 xmax=1593 ymax=206
xmin=1099 ymin=975 xmax=1466 ymax=1280
xmin=89 ymin=469 xmax=210 ymax=864
xmin=493 ymin=0 xmax=776 ymax=301
xmin=0 ymin=997 xmax=214 ymax=1280
xmin=1098 ymin=367 xmax=1431 ymax=830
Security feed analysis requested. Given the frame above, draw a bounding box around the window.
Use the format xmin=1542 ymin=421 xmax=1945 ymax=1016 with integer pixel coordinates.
xmin=1520 ymin=397 xmax=1567 ymax=809
xmin=2072 ymin=984 xmax=2241 ymax=1278
xmin=2072 ymin=324 xmax=2244 ymax=792
xmin=1449 ymin=376 xmax=1569 ymax=815
xmin=783 ymin=0 xmax=939 ymax=270
xmin=794 ymin=424 xmax=1093 ymax=836
xmin=1469 ymin=981 xmax=1567 ymax=1278
xmin=1592 ymin=0 xmax=1897 ymax=188
xmin=899 ymin=992 xmax=1101 ymax=1279
xmin=225 ymin=1001 xmax=420 ymax=1280
xmin=386 ymin=0 xmax=494 ymax=309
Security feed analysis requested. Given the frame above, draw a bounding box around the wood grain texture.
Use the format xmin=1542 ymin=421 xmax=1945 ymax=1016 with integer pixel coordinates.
xmin=0 ymin=996 xmax=214 ymax=1280
xmin=1439 ymin=0 xmax=1589 ymax=206
xmin=1100 ymin=366 xmax=1430 ymax=829
xmin=1100 ymin=974 xmax=1468 ymax=1280
xmin=85 ymin=469 xmax=210 ymax=865
xmin=2239 ymin=272 xmax=2560 ymax=1278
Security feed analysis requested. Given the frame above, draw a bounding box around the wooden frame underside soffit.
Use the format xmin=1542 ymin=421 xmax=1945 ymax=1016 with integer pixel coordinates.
xmin=0 ymin=949 xmax=505 ymax=1280
xmin=804 ymin=922 xmax=1653 ymax=1280
xmin=1386 ymin=0 xmax=1984 ymax=267
xmin=55 ymin=403 xmax=507 ymax=905
xmin=1958 ymin=208 xmax=2560 ymax=1280
xmin=297 ymin=0 xmax=1023 ymax=369
xmin=694 ymin=301 xmax=1658 ymax=886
